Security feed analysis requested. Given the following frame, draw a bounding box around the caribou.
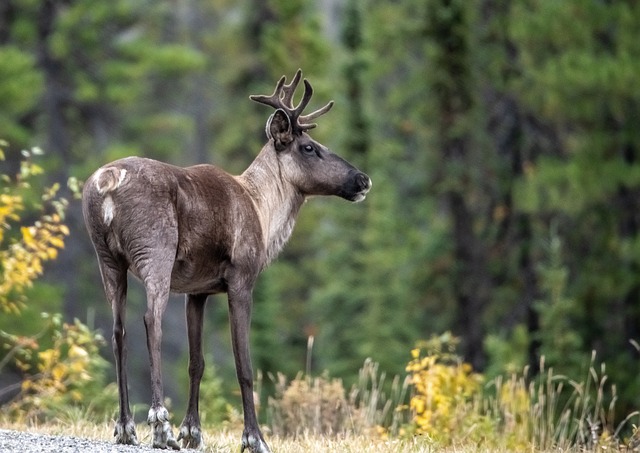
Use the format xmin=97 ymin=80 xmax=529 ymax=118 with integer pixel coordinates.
xmin=82 ymin=70 xmax=371 ymax=452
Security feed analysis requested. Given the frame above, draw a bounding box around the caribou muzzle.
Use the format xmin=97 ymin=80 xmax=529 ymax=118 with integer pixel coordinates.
xmin=343 ymin=171 xmax=372 ymax=202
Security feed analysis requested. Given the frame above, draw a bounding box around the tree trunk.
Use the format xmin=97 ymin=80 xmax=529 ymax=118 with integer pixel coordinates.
xmin=427 ymin=0 xmax=487 ymax=368
xmin=37 ymin=0 xmax=70 ymax=161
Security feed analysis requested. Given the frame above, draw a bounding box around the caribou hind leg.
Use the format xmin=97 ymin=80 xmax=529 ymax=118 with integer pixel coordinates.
xmin=140 ymin=250 xmax=180 ymax=450
xmin=98 ymin=258 xmax=138 ymax=445
xmin=178 ymin=293 xmax=207 ymax=449
xmin=144 ymin=281 xmax=180 ymax=450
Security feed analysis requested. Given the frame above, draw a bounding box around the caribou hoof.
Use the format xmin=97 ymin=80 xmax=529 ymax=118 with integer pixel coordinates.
xmin=148 ymin=406 xmax=180 ymax=450
xmin=114 ymin=418 xmax=139 ymax=445
xmin=240 ymin=431 xmax=271 ymax=453
xmin=177 ymin=422 xmax=203 ymax=450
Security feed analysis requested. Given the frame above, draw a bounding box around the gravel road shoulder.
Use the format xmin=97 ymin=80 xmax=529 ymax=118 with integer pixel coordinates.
xmin=0 ymin=429 xmax=159 ymax=453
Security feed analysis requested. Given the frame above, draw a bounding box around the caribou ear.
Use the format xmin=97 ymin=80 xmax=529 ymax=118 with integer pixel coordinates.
xmin=267 ymin=109 xmax=294 ymax=151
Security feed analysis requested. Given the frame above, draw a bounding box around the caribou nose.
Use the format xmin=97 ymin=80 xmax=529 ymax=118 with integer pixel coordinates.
xmin=356 ymin=172 xmax=372 ymax=192
xmin=349 ymin=172 xmax=371 ymax=202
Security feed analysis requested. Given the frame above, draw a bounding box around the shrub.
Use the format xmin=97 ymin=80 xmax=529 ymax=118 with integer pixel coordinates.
xmin=404 ymin=332 xmax=485 ymax=444
xmin=267 ymin=357 xmax=409 ymax=439
xmin=0 ymin=145 xmax=69 ymax=314
xmin=192 ymin=358 xmax=231 ymax=427
xmin=0 ymin=144 xmax=114 ymax=423
xmin=268 ymin=371 xmax=351 ymax=437
xmin=2 ymin=314 xmax=115 ymax=422
xmin=404 ymin=333 xmax=640 ymax=451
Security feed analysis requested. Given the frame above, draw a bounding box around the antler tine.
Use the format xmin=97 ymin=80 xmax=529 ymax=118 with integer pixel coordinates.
xmin=292 ymin=79 xmax=314 ymax=118
xmin=280 ymin=69 xmax=302 ymax=109
xmin=300 ymin=100 xmax=334 ymax=124
xmin=249 ymin=75 xmax=287 ymax=109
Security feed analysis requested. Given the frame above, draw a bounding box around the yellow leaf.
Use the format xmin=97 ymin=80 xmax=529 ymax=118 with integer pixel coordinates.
xmin=70 ymin=360 xmax=86 ymax=374
xmin=21 ymin=226 xmax=35 ymax=246
xmin=30 ymin=164 xmax=44 ymax=175
xmin=38 ymin=349 xmax=56 ymax=366
xmin=68 ymin=344 xmax=88 ymax=359
xmin=52 ymin=364 xmax=66 ymax=381
xmin=49 ymin=236 xmax=65 ymax=249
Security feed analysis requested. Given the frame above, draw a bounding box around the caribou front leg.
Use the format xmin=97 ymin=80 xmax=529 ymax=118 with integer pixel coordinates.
xmin=178 ymin=294 xmax=207 ymax=449
xmin=228 ymin=285 xmax=271 ymax=453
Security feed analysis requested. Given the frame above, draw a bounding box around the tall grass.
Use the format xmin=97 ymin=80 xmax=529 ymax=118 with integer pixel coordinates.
xmin=266 ymin=359 xmax=410 ymax=438
xmin=267 ymin=343 xmax=640 ymax=451
xmin=484 ymin=353 xmax=640 ymax=451
xmin=349 ymin=358 xmax=410 ymax=435
xmin=3 ymin=337 xmax=640 ymax=452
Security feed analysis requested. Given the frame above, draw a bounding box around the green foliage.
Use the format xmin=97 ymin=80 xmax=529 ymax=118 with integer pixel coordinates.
xmin=534 ymin=228 xmax=584 ymax=373
xmin=0 ymin=146 xmax=113 ymax=423
xmin=507 ymin=0 xmax=640 ymax=410
xmin=2 ymin=0 xmax=640 ymax=429
xmin=195 ymin=359 xmax=231 ymax=427
xmin=0 ymin=47 xmax=43 ymax=144
xmin=260 ymin=0 xmax=329 ymax=76
xmin=484 ymin=324 xmax=530 ymax=377
xmin=0 ymin=147 xmax=69 ymax=313
xmin=2 ymin=314 xmax=114 ymax=423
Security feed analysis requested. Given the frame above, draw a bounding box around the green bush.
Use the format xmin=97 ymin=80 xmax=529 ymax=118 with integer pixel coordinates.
xmin=0 ymin=144 xmax=114 ymax=423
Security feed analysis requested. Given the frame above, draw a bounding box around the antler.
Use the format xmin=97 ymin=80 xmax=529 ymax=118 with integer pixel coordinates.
xmin=250 ymin=69 xmax=334 ymax=133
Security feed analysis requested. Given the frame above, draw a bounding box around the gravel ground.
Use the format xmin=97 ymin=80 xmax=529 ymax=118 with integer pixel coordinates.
xmin=0 ymin=429 xmax=160 ymax=453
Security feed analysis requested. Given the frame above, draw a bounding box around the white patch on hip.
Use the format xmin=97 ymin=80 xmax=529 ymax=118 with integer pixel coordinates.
xmin=95 ymin=168 xmax=128 ymax=195
xmin=102 ymin=195 xmax=116 ymax=225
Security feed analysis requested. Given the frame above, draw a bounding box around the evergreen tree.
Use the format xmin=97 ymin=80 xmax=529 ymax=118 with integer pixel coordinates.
xmin=509 ymin=0 xmax=640 ymax=408
xmin=423 ymin=0 xmax=490 ymax=369
xmin=2 ymin=0 xmax=640 ymax=416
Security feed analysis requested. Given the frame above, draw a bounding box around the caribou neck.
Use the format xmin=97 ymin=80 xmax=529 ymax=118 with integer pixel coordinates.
xmin=238 ymin=147 xmax=305 ymax=264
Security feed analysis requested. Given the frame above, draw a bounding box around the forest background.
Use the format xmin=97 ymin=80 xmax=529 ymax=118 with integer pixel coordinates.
xmin=1 ymin=0 xmax=640 ymax=427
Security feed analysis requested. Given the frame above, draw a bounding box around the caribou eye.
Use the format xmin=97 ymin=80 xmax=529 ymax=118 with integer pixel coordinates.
xmin=302 ymin=144 xmax=315 ymax=155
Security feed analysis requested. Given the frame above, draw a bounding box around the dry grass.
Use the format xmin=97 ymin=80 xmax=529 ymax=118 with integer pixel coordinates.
xmin=3 ymin=349 xmax=638 ymax=452
xmin=1 ymin=418 xmax=629 ymax=453
xmin=0 ymin=419 xmax=432 ymax=452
